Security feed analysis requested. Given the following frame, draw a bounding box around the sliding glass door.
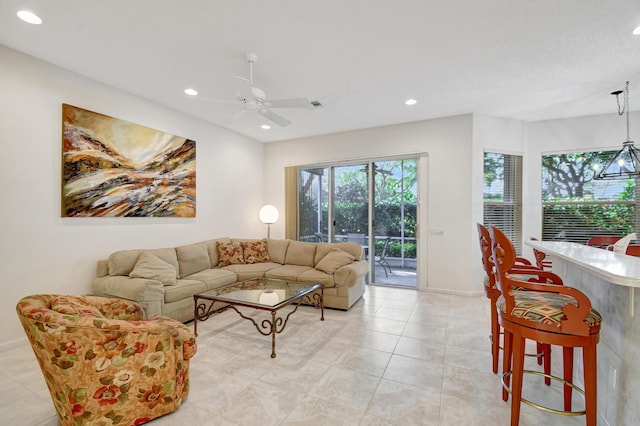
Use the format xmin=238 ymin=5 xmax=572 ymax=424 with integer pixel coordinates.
xmin=370 ymin=160 xmax=417 ymax=286
xmin=298 ymin=157 xmax=418 ymax=288
xmin=333 ymin=164 xmax=369 ymax=247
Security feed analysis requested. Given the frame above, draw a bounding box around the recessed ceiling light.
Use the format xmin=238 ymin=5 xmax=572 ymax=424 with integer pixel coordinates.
xmin=634 ymin=25 xmax=640 ymax=35
xmin=261 ymin=124 xmax=271 ymax=130
xmin=184 ymin=88 xmax=198 ymax=96
xmin=17 ymin=10 xmax=42 ymax=25
xmin=405 ymin=98 xmax=417 ymax=106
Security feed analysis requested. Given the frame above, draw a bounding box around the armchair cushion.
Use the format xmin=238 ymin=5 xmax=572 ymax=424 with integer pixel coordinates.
xmin=129 ymin=251 xmax=178 ymax=286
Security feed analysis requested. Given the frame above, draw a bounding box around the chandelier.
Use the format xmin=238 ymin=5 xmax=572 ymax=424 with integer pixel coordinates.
xmin=594 ymin=81 xmax=640 ymax=180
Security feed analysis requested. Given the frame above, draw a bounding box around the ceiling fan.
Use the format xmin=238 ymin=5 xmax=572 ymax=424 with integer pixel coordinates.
xmin=202 ymin=53 xmax=319 ymax=127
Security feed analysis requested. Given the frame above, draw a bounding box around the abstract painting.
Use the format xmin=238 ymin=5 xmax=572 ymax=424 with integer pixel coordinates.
xmin=62 ymin=104 xmax=196 ymax=217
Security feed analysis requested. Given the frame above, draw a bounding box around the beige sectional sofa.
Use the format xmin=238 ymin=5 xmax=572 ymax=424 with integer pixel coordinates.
xmin=91 ymin=238 xmax=368 ymax=322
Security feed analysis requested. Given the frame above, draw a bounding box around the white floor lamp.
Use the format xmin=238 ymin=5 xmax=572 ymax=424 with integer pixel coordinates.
xmin=259 ymin=205 xmax=279 ymax=238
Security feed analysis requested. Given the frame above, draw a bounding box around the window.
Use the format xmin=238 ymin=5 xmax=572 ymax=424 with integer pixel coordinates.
xmin=541 ymin=151 xmax=638 ymax=243
xmin=483 ymin=152 xmax=523 ymax=253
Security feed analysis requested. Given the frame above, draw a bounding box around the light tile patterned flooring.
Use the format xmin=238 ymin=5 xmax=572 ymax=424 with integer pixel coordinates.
xmin=2 ymin=286 xmax=586 ymax=425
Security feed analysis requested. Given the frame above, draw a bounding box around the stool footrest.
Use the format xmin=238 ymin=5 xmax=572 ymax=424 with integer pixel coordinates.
xmin=501 ymin=369 xmax=586 ymax=417
xmin=489 ymin=333 xmax=545 ymax=358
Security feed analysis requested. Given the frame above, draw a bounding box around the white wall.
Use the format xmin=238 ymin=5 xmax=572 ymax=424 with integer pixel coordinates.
xmin=471 ymin=114 xmax=527 ymax=291
xmin=263 ymin=115 xmax=476 ymax=294
xmin=0 ymin=45 xmax=265 ymax=348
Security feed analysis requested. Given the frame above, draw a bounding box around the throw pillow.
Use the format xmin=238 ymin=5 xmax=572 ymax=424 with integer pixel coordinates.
xmin=129 ymin=251 xmax=177 ymax=286
xmin=217 ymin=242 xmax=244 ymax=266
xmin=315 ymin=247 xmax=355 ymax=274
xmin=242 ymin=240 xmax=271 ymax=264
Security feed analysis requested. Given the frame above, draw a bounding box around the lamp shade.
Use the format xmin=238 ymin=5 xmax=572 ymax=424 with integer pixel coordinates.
xmin=259 ymin=204 xmax=279 ymax=224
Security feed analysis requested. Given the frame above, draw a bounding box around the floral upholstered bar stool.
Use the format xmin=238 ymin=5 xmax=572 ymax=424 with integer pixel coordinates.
xmin=490 ymin=225 xmax=602 ymax=426
xmin=477 ymin=224 xmax=558 ymax=378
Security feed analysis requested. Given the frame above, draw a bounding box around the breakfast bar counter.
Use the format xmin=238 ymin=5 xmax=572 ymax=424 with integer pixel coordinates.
xmin=526 ymin=240 xmax=640 ymax=425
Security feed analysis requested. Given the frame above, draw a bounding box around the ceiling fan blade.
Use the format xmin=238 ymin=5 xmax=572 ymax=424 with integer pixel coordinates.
xmin=222 ymin=108 xmax=248 ymax=124
xmin=232 ymin=75 xmax=250 ymax=84
xmin=190 ymin=95 xmax=241 ymax=104
xmin=258 ymin=108 xmax=291 ymax=127
xmin=263 ymin=98 xmax=311 ymax=109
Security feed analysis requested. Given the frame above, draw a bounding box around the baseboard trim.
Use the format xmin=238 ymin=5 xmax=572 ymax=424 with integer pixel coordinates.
xmin=419 ymin=287 xmax=484 ymax=297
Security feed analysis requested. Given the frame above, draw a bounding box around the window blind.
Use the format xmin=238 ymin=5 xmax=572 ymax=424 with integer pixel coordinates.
xmin=483 ymin=152 xmax=523 ymax=254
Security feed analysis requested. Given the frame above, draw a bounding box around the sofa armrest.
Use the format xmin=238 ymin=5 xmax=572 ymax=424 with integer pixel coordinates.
xmin=334 ymin=260 xmax=369 ymax=287
xmin=92 ymin=276 xmax=165 ymax=318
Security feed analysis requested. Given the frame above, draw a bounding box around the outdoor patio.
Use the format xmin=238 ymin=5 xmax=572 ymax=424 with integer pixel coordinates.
xmin=370 ymin=263 xmax=417 ymax=288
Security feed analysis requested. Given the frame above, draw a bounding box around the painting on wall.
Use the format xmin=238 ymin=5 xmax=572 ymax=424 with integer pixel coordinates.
xmin=61 ymin=104 xmax=196 ymax=217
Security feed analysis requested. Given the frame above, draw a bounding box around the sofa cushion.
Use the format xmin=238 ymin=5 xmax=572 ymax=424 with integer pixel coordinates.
xmin=267 ymin=238 xmax=290 ymax=264
xmin=176 ymin=242 xmax=211 ymax=278
xmin=129 ymin=251 xmax=178 ymax=286
xmin=164 ymin=280 xmax=208 ymax=303
xmin=297 ymin=268 xmax=336 ymax=288
xmin=315 ymin=242 xmax=363 ymax=263
xmin=265 ymin=265 xmax=314 ymax=281
xmin=183 ymin=269 xmax=237 ymax=290
xmin=204 ymin=238 xmax=231 ymax=269
xmin=315 ymin=248 xmax=355 ymax=274
xmin=217 ymin=242 xmax=245 ymax=266
xmin=221 ymin=262 xmax=281 ymax=281
xmin=108 ymin=248 xmax=178 ymax=276
xmin=284 ymin=241 xmax=317 ymax=267
xmin=242 ymin=239 xmax=271 ymax=263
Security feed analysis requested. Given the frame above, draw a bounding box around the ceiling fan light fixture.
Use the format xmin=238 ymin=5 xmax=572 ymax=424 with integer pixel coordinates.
xmin=17 ymin=10 xmax=42 ymax=25
xmin=184 ymin=88 xmax=198 ymax=96
xmin=405 ymin=98 xmax=417 ymax=106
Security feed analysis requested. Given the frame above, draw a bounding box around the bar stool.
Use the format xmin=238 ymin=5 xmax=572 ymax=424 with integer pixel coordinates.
xmin=490 ymin=225 xmax=602 ymax=425
xmin=530 ymin=236 xmax=552 ymax=270
xmin=478 ymin=224 xmax=560 ymax=377
xmin=586 ymin=235 xmax=620 ymax=249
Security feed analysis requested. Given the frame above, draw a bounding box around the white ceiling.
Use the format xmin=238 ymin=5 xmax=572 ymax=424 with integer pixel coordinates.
xmin=1 ymin=0 xmax=640 ymax=142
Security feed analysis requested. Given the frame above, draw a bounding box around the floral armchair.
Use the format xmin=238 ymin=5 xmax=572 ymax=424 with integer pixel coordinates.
xmin=16 ymin=294 xmax=197 ymax=426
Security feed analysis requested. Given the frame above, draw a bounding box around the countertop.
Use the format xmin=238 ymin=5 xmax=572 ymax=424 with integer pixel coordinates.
xmin=525 ymin=240 xmax=640 ymax=288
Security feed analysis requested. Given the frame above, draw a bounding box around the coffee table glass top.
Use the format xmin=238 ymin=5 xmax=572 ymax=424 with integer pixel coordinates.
xmin=197 ymin=278 xmax=321 ymax=307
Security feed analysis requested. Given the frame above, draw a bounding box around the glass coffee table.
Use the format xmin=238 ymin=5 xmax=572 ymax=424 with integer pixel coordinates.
xmin=193 ymin=278 xmax=324 ymax=358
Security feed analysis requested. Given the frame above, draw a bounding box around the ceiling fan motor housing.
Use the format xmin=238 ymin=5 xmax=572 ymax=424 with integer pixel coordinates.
xmin=251 ymin=86 xmax=266 ymax=101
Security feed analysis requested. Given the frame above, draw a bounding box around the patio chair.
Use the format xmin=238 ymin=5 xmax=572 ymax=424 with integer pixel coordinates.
xmin=375 ymin=236 xmax=392 ymax=277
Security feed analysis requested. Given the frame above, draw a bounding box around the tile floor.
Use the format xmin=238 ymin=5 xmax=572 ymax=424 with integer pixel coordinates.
xmin=2 ymin=285 xmax=587 ymax=425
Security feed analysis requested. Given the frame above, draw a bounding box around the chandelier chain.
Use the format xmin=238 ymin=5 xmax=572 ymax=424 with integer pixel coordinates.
xmin=615 ymin=81 xmax=631 ymax=142
xmin=626 ymin=81 xmax=631 ymax=142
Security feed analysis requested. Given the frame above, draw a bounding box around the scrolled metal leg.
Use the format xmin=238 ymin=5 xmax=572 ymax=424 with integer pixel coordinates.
xmin=271 ymin=310 xmax=277 ymax=358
